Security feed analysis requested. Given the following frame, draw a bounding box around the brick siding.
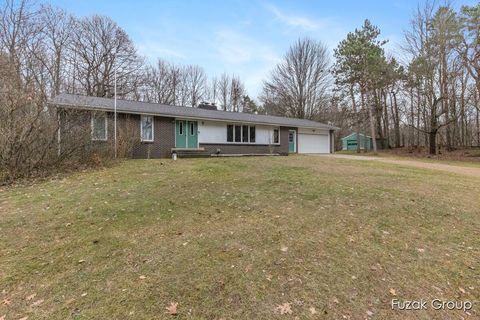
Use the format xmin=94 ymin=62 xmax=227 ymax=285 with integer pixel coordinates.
xmin=59 ymin=108 xmax=296 ymax=158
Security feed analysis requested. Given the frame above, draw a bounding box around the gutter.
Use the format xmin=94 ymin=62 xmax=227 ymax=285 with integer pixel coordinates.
xmin=49 ymin=101 xmax=340 ymax=131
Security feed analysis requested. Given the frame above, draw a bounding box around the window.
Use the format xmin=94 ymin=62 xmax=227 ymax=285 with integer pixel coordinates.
xmin=91 ymin=112 xmax=107 ymax=141
xmin=249 ymin=126 xmax=256 ymax=143
xmin=141 ymin=116 xmax=154 ymax=141
xmin=242 ymin=125 xmax=249 ymax=142
xmin=190 ymin=122 xmax=195 ymax=135
xmin=234 ymin=125 xmax=241 ymax=142
xmin=179 ymin=121 xmax=184 ymax=135
xmin=227 ymin=124 xmax=257 ymax=143
xmin=227 ymin=125 xmax=234 ymax=142
xmin=289 ymin=132 xmax=294 ymax=142
xmin=273 ymin=128 xmax=279 ymax=144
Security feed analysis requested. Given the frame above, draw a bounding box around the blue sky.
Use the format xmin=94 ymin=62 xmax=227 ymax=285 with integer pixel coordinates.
xmin=49 ymin=0 xmax=476 ymax=97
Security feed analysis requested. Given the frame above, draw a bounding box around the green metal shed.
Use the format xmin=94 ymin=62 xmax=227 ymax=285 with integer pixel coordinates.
xmin=341 ymin=133 xmax=373 ymax=151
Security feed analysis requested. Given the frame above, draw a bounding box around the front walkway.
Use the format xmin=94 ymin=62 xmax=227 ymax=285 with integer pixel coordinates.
xmin=322 ymin=154 xmax=480 ymax=178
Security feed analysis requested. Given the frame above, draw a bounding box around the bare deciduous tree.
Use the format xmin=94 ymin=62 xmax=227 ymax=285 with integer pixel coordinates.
xmin=35 ymin=4 xmax=73 ymax=97
xmin=184 ymin=65 xmax=206 ymax=107
xmin=218 ymin=73 xmax=230 ymax=111
xmin=262 ymin=38 xmax=330 ymax=120
xmin=70 ymin=15 xmax=143 ymax=98
xmin=230 ymin=75 xmax=245 ymax=112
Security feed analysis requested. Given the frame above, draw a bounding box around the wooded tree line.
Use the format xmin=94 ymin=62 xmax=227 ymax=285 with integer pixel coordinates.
xmin=261 ymin=2 xmax=479 ymax=155
xmin=333 ymin=2 xmax=480 ymax=154
xmin=0 ymin=0 xmax=254 ymax=109
xmin=0 ymin=0 xmax=257 ymax=181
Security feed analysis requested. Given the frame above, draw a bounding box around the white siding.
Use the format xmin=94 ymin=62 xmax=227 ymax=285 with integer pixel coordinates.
xmin=198 ymin=121 xmax=225 ymax=143
xmin=198 ymin=120 xmax=277 ymax=144
xmin=256 ymin=125 xmax=276 ymax=144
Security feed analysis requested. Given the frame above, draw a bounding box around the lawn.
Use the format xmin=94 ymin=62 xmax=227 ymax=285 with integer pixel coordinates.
xmin=0 ymin=156 xmax=479 ymax=319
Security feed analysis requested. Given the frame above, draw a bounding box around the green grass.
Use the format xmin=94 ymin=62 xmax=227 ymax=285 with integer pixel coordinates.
xmin=1 ymin=156 xmax=479 ymax=319
xmin=378 ymin=153 xmax=480 ymax=168
xmin=338 ymin=149 xmax=480 ymax=168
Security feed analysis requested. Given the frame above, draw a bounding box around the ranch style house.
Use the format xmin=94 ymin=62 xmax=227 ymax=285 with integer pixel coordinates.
xmin=50 ymin=93 xmax=338 ymax=158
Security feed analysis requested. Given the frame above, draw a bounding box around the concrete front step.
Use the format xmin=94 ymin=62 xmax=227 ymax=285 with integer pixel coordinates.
xmin=210 ymin=153 xmax=281 ymax=157
xmin=171 ymin=148 xmax=210 ymax=158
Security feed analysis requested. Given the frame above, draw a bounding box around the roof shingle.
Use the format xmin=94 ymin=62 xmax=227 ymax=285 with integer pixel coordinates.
xmin=49 ymin=93 xmax=338 ymax=130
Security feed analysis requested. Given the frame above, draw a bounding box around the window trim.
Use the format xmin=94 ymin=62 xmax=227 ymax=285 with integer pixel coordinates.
xmin=273 ymin=127 xmax=280 ymax=144
xmin=227 ymin=124 xmax=234 ymax=142
xmin=140 ymin=115 xmax=154 ymax=142
xmin=249 ymin=126 xmax=256 ymax=143
xmin=179 ymin=121 xmax=184 ymax=135
xmin=190 ymin=121 xmax=195 ymax=136
xmin=242 ymin=125 xmax=249 ymax=143
xmin=225 ymin=124 xmax=260 ymax=144
xmin=91 ymin=112 xmax=108 ymax=141
xmin=233 ymin=125 xmax=241 ymax=142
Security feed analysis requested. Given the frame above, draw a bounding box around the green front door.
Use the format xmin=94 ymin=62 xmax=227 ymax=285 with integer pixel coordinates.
xmin=288 ymin=130 xmax=296 ymax=153
xmin=176 ymin=120 xmax=186 ymax=148
xmin=176 ymin=120 xmax=198 ymax=148
xmin=187 ymin=121 xmax=198 ymax=148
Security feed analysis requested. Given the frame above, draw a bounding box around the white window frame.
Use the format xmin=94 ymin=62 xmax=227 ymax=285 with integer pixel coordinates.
xmin=234 ymin=124 xmax=242 ymax=143
xmin=227 ymin=124 xmax=234 ymax=142
xmin=140 ymin=115 xmax=154 ymax=142
xmin=179 ymin=121 xmax=184 ymax=135
xmin=249 ymin=126 xmax=256 ymax=143
xmin=91 ymin=112 xmax=107 ymax=141
xmin=273 ymin=127 xmax=280 ymax=145
xmin=190 ymin=121 xmax=195 ymax=136
xmin=226 ymin=124 xmax=258 ymax=144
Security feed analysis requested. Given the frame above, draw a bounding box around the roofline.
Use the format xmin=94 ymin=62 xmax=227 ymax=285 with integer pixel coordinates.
xmin=50 ymin=100 xmax=339 ymax=130
xmin=341 ymin=132 xmax=372 ymax=140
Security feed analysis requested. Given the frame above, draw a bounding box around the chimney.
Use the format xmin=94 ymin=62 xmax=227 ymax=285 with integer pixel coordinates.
xmin=198 ymin=102 xmax=218 ymax=110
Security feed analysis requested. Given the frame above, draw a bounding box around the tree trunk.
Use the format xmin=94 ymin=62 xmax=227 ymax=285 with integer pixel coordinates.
xmin=416 ymin=87 xmax=422 ymax=147
xmin=351 ymin=85 xmax=360 ymax=153
xmin=429 ymin=99 xmax=438 ymax=155
xmin=440 ymin=46 xmax=452 ymax=151
xmin=366 ymin=91 xmax=377 ymax=153
xmin=477 ymin=105 xmax=480 ymax=147
xmin=382 ymin=89 xmax=390 ymax=148
xmin=391 ymin=91 xmax=401 ymax=148
xmin=409 ymin=88 xmax=415 ymax=147
xmin=375 ymin=90 xmax=384 ymax=149
xmin=429 ymin=129 xmax=437 ymax=155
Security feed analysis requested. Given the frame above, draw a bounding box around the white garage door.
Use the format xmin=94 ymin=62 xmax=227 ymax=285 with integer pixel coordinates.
xmin=298 ymin=133 xmax=329 ymax=154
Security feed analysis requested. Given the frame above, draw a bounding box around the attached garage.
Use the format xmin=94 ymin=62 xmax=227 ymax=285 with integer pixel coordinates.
xmin=51 ymin=93 xmax=338 ymax=158
xmin=297 ymin=129 xmax=330 ymax=154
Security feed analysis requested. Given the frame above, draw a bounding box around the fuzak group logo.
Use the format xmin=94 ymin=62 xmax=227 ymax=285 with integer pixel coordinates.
xmin=391 ymin=299 xmax=473 ymax=312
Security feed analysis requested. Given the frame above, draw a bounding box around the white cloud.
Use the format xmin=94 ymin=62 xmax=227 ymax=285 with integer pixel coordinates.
xmin=213 ymin=29 xmax=279 ymax=65
xmin=214 ymin=30 xmax=253 ymax=64
xmin=209 ymin=29 xmax=280 ymax=96
xmin=263 ymin=3 xmax=350 ymax=52
xmin=137 ymin=41 xmax=187 ymax=61
xmin=265 ymin=4 xmax=325 ymax=31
